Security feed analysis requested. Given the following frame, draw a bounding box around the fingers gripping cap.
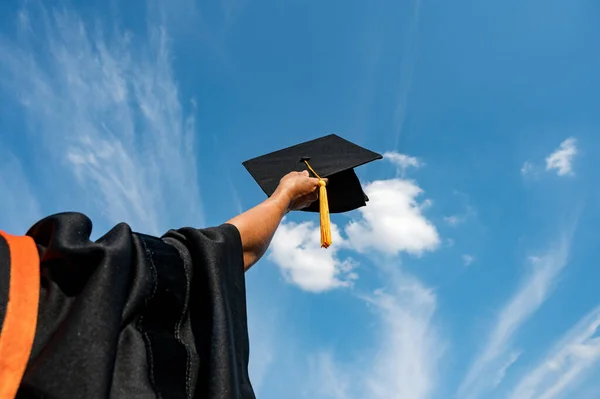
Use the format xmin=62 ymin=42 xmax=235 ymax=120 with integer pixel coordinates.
xmin=242 ymin=134 xmax=382 ymax=248
xmin=242 ymin=134 xmax=383 ymax=214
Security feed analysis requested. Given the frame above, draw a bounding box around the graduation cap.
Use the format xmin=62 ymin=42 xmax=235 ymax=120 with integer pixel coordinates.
xmin=243 ymin=134 xmax=383 ymax=248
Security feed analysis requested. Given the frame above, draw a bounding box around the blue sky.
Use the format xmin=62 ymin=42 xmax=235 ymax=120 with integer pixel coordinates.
xmin=1 ymin=0 xmax=600 ymax=398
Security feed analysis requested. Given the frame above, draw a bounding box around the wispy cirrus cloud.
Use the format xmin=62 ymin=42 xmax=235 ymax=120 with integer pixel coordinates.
xmin=462 ymin=254 xmax=475 ymax=267
xmin=546 ymin=137 xmax=578 ymax=177
xmin=362 ymin=273 xmax=442 ymax=399
xmin=521 ymin=161 xmax=534 ymax=176
xmin=393 ymin=0 xmax=422 ymax=149
xmin=457 ymin=235 xmax=574 ymax=399
xmin=508 ymin=305 xmax=600 ymax=399
xmin=0 ymin=6 xmax=281 ymax=398
xmin=0 ymin=4 xmax=203 ymax=235
xmin=308 ymin=272 xmax=443 ymax=399
xmin=308 ymin=351 xmax=352 ymax=399
xmin=444 ymin=215 xmax=464 ymax=226
xmin=444 ymin=201 xmax=476 ymax=227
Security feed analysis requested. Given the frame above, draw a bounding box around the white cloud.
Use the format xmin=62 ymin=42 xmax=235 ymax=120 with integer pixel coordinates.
xmin=308 ymin=351 xmax=352 ymax=399
xmin=384 ymin=151 xmax=423 ymax=173
xmin=268 ymin=220 xmax=357 ymax=292
xmin=268 ymin=171 xmax=445 ymax=396
xmin=345 ymin=179 xmax=440 ymax=256
xmin=363 ymin=274 xmax=442 ymax=399
xmin=269 ymin=174 xmax=444 ymax=395
xmin=521 ymin=161 xmax=534 ymax=175
xmin=444 ymin=203 xmax=475 ymax=227
xmin=0 ymin=5 xmax=203 ymax=235
xmin=546 ymin=137 xmax=577 ymax=176
xmin=493 ymin=351 xmax=521 ymax=388
xmin=463 ymin=254 xmax=475 ymax=266
xmin=444 ymin=215 xmax=463 ymax=226
xmin=508 ymin=306 xmax=600 ymax=399
xmin=309 ymin=272 xmax=443 ymax=399
xmin=393 ymin=0 xmax=422 ymax=149
xmin=457 ymin=236 xmax=572 ymax=399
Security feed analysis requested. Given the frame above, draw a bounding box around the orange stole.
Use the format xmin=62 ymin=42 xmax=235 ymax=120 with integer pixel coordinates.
xmin=0 ymin=232 xmax=40 ymax=399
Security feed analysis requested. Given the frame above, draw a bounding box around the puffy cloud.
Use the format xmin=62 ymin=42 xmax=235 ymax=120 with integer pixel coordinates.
xmin=345 ymin=179 xmax=440 ymax=256
xmin=546 ymin=137 xmax=577 ymax=176
xmin=268 ymin=220 xmax=357 ymax=292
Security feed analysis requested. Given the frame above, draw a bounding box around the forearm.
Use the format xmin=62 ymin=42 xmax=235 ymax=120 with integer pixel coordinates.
xmin=227 ymin=191 xmax=290 ymax=271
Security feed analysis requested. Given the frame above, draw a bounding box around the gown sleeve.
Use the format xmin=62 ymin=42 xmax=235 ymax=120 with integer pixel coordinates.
xmin=10 ymin=212 xmax=255 ymax=399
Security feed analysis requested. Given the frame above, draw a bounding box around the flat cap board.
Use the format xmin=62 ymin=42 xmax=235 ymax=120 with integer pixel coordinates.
xmin=242 ymin=134 xmax=383 ymax=213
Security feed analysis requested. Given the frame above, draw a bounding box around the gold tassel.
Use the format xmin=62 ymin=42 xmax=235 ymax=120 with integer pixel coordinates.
xmin=304 ymin=161 xmax=332 ymax=248
xmin=317 ymin=180 xmax=332 ymax=248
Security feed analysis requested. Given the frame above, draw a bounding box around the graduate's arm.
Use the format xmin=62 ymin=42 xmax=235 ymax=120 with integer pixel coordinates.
xmin=227 ymin=171 xmax=321 ymax=271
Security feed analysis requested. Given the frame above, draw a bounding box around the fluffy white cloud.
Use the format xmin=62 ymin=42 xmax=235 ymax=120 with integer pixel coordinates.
xmin=345 ymin=179 xmax=440 ymax=256
xmin=508 ymin=306 xmax=600 ymax=399
xmin=268 ymin=220 xmax=357 ymax=292
xmin=457 ymin=236 xmax=573 ymax=399
xmin=546 ymin=137 xmax=577 ymax=176
xmin=269 ymin=177 xmax=440 ymax=291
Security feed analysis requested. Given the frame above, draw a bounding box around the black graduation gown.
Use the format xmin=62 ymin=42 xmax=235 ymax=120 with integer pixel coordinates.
xmin=1 ymin=212 xmax=256 ymax=399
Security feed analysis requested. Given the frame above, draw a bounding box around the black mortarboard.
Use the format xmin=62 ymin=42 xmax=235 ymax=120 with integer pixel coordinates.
xmin=242 ymin=134 xmax=382 ymax=247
